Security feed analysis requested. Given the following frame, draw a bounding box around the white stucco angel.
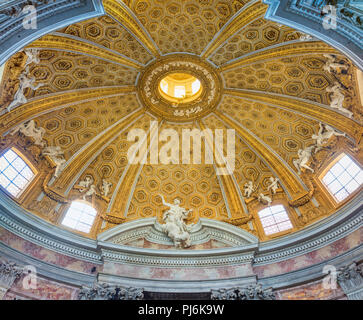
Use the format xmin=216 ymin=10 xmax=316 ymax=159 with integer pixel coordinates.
xmin=10 ymin=119 xmax=46 ymax=147
xmin=42 ymin=146 xmax=66 ymax=178
xmin=293 ymin=146 xmax=315 ymax=175
xmin=323 ymin=54 xmax=349 ymax=73
xmin=101 ymin=179 xmax=112 ymax=197
xmin=258 ymin=193 xmax=272 ymax=206
xmin=326 ymin=83 xmax=353 ymax=118
xmin=7 ymin=73 xmax=44 ymax=112
xmin=83 ymin=184 xmax=97 ymax=200
xmin=24 ymin=48 xmax=40 ymax=70
xmin=243 ymin=181 xmax=255 ymax=198
xmin=78 ymin=176 xmax=94 ymax=192
xmin=267 ymin=177 xmax=279 ymax=194
xmin=160 ymin=195 xmax=193 ymax=248
xmin=52 ymin=157 xmax=66 ymax=178
xmin=312 ymin=122 xmax=346 ymax=153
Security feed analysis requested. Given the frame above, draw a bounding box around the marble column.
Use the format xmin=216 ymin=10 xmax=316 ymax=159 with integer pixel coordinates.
xmin=337 ymin=262 xmax=363 ymax=300
xmin=0 ymin=261 xmax=23 ymax=299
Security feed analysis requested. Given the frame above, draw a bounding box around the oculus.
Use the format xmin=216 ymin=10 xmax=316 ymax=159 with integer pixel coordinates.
xmin=159 ymin=72 xmax=202 ymax=103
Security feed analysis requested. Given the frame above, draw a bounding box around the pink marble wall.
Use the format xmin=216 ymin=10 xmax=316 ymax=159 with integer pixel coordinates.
xmin=253 ymin=228 xmax=362 ymax=278
xmin=4 ymin=275 xmax=79 ymax=300
xmin=0 ymin=227 xmax=100 ymax=274
xmin=103 ymin=261 xmax=254 ymax=280
xmin=276 ymin=279 xmax=346 ymax=300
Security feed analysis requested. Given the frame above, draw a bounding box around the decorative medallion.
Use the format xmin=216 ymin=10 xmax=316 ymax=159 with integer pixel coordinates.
xmin=138 ymin=54 xmax=222 ymax=122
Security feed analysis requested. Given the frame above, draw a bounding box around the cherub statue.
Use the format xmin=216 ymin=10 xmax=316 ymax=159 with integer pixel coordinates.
xmin=323 ymin=54 xmax=349 ymax=73
xmin=326 ymin=82 xmax=353 ymax=118
xmin=243 ymin=181 xmax=255 ymax=198
xmin=293 ymin=146 xmax=315 ymax=175
xmin=312 ymin=122 xmax=346 ymax=153
xmin=7 ymin=73 xmax=44 ymax=112
xmin=42 ymin=146 xmax=66 ymax=178
xmin=258 ymin=193 xmax=272 ymax=206
xmin=42 ymin=146 xmax=63 ymax=158
xmin=101 ymin=179 xmax=112 ymax=197
xmin=78 ymin=176 xmax=94 ymax=192
xmin=160 ymin=195 xmax=193 ymax=248
xmin=53 ymin=157 xmax=66 ymax=178
xmin=10 ymin=120 xmax=46 ymax=147
xmin=83 ymin=184 xmax=97 ymax=200
xmin=267 ymin=177 xmax=279 ymax=194
xmin=24 ymin=48 xmax=40 ymax=71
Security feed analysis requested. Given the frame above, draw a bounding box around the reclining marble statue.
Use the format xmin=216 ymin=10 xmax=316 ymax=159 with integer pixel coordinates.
xmin=160 ymin=195 xmax=193 ymax=248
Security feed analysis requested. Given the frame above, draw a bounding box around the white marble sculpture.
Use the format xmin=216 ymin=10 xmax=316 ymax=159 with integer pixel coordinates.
xmin=312 ymin=122 xmax=346 ymax=153
xmin=244 ymin=181 xmax=255 ymax=198
xmin=299 ymin=33 xmax=313 ymax=41
xmin=83 ymin=184 xmax=97 ymax=200
xmin=293 ymin=145 xmax=315 ymax=175
xmin=267 ymin=177 xmax=279 ymax=194
xmin=78 ymin=177 xmax=94 ymax=192
xmin=160 ymin=195 xmax=193 ymax=248
xmin=10 ymin=119 xmax=46 ymax=147
xmin=7 ymin=73 xmax=44 ymax=112
xmin=24 ymin=48 xmax=40 ymax=71
xmin=326 ymin=82 xmax=353 ymax=118
xmin=258 ymin=193 xmax=272 ymax=206
xmin=42 ymin=146 xmax=66 ymax=178
xmin=101 ymin=179 xmax=112 ymax=197
xmin=323 ymin=54 xmax=349 ymax=73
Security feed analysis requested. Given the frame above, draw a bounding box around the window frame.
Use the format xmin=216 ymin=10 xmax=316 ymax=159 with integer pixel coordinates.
xmin=60 ymin=200 xmax=98 ymax=234
xmin=317 ymin=152 xmax=362 ymax=207
xmin=257 ymin=204 xmax=294 ymax=237
xmin=0 ymin=147 xmax=38 ymax=199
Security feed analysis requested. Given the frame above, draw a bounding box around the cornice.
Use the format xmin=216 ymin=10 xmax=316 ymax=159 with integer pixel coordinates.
xmin=0 ymin=177 xmax=361 ymax=270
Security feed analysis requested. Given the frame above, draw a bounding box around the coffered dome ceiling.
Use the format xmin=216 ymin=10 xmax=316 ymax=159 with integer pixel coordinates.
xmin=0 ymin=0 xmax=362 ymax=241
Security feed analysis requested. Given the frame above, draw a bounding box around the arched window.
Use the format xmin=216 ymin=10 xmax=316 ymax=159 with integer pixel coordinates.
xmin=321 ymin=154 xmax=362 ymax=202
xmin=258 ymin=205 xmax=293 ymax=236
xmin=0 ymin=148 xmax=36 ymax=197
xmin=61 ymin=201 xmax=97 ymax=233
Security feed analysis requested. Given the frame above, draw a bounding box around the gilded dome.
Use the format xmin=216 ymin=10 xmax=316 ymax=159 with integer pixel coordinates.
xmin=0 ymin=0 xmax=362 ymax=242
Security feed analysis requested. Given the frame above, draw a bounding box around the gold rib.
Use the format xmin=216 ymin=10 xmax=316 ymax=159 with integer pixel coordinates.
xmin=55 ymin=109 xmax=145 ymax=192
xmin=220 ymin=41 xmax=337 ymax=71
xmin=0 ymin=86 xmax=135 ymax=136
xmin=103 ymin=0 xmax=160 ymax=57
xmin=108 ymin=120 xmax=159 ymax=217
xmin=28 ymin=34 xmax=142 ymax=69
xmin=201 ymin=1 xmax=267 ymax=59
xmin=198 ymin=120 xmax=247 ymax=218
xmin=214 ymin=110 xmax=310 ymax=203
xmin=224 ymin=88 xmax=362 ymax=143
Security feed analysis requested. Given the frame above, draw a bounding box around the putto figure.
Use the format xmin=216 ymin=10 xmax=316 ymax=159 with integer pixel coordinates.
xmin=326 ymin=82 xmax=353 ymax=118
xmin=42 ymin=146 xmax=66 ymax=178
xmin=244 ymin=181 xmax=255 ymax=198
xmin=101 ymin=179 xmax=112 ymax=197
xmin=258 ymin=193 xmax=272 ymax=206
xmin=267 ymin=177 xmax=279 ymax=194
xmin=7 ymin=73 xmax=44 ymax=112
xmin=312 ymin=122 xmax=346 ymax=153
xmin=10 ymin=119 xmax=46 ymax=147
xmin=160 ymin=195 xmax=193 ymax=248
xmin=293 ymin=146 xmax=315 ymax=175
xmin=323 ymin=54 xmax=349 ymax=73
